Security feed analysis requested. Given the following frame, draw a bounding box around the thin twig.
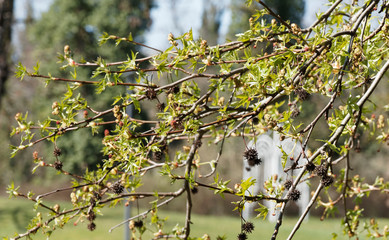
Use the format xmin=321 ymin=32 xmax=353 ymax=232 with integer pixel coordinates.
xmin=286 ymin=183 xmax=324 ymax=240
xmin=183 ymin=131 xmax=205 ymax=239
xmin=108 ymin=188 xmax=185 ymax=232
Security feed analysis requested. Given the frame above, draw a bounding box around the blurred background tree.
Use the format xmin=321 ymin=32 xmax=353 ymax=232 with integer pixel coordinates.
xmin=0 ymin=0 xmax=15 ymax=186
xmin=28 ymin=0 xmax=153 ymax=178
xmin=0 ymin=0 xmax=153 ymax=184
xmin=0 ymin=0 xmax=13 ymax=104
xmin=227 ymin=0 xmax=304 ymax=39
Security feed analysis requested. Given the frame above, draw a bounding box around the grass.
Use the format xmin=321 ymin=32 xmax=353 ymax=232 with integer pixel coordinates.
xmin=1 ymin=196 xmax=388 ymax=239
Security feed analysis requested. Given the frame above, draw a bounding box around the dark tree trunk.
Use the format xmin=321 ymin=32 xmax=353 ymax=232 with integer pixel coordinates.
xmin=0 ymin=0 xmax=14 ymax=106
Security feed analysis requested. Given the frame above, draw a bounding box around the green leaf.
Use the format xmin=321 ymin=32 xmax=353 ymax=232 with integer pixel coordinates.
xmin=33 ymin=61 xmax=40 ymax=74
xmin=254 ymin=203 xmax=268 ymax=220
xmin=15 ymin=62 xmax=28 ymax=80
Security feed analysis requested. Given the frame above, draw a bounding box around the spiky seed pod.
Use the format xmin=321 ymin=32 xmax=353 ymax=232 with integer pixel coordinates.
xmin=172 ymin=86 xmax=180 ymax=94
xmin=244 ymin=148 xmax=262 ymax=166
xmin=87 ymin=222 xmax=96 ymax=231
xmin=306 ymin=162 xmax=316 ymax=172
xmin=156 ymin=102 xmax=165 ymax=111
xmin=322 ymin=175 xmax=334 ymax=187
xmin=191 ymin=186 xmax=199 ymax=194
xmin=284 ymin=180 xmax=293 ymax=190
xmin=252 ymin=117 xmax=259 ymax=125
xmin=54 ymin=160 xmax=63 ymax=170
xmin=294 ymin=87 xmax=310 ymax=100
xmin=315 ymin=165 xmax=327 ymax=177
xmin=112 ymin=182 xmax=124 ymax=195
xmin=89 ymin=197 xmax=96 ymax=207
xmin=145 ymin=87 xmax=157 ymax=99
xmin=288 ymin=189 xmax=301 ymax=201
xmin=167 ymin=86 xmax=180 ymax=95
xmin=93 ymin=191 xmax=102 ymax=201
xmin=153 ymin=142 xmax=167 ymax=162
xmin=237 ymin=232 xmax=248 ymax=240
xmin=242 ymin=221 xmax=254 ymax=233
xmin=87 ymin=211 xmax=96 ymax=221
xmin=153 ymin=150 xmax=163 ymax=162
xmin=53 ymin=147 xmax=62 ymax=157
xmin=134 ymin=220 xmax=143 ymax=228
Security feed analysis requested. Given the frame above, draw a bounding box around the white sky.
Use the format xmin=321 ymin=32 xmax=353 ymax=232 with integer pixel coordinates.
xmin=13 ymin=0 xmax=328 ymax=55
xmin=144 ymin=0 xmax=329 ymax=53
xmin=304 ymin=0 xmax=329 ymax=26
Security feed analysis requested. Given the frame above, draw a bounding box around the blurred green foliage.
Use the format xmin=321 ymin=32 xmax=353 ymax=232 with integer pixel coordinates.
xmin=6 ymin=0 xmax=154 ymax=181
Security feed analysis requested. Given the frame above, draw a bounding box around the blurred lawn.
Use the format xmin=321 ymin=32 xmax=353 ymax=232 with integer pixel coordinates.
xmin=1 ymin=197 xmax=388 ymax=239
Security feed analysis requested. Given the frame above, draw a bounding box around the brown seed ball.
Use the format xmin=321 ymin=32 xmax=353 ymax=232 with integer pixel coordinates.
xmin=242 ymin=221 xmax=254 ymax=233
xmin=288 ymin=189 xmax=301 ymax=201
xmin=87 ymin=222 xmax=96 ymax=231
xmin=322 ymin=175 xmax=334 ymax=187
xmin=237 ymin=232 xmax=248 ymax=240
xmin=244 ymin=148 xmax=261 ymax=166
xmin=315 ymin=165 xmax=327 ymax=177
xmin=54 ymin=160 xmax=63 ymax=170
xmin=284 ymin=180 xmax=293 ymax=190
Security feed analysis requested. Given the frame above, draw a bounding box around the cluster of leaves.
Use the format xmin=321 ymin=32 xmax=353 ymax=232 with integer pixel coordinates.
xmin=7 ymin=0 xmax=389 ymax=239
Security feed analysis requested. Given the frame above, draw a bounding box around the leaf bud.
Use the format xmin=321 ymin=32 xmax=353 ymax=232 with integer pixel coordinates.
xmin=200 ymin=234 xmax=210 ymax=240
xmin=14 ymin=113 xmax=21 ymax=121
xmin=68 ymin=58 xmax=76 ymax=67
xmin=33 ymin=151 xmax=39 ymax=160
xmin=218 ymin=97 xmax=225 ymax=106
xmin=378 ymin=115 xmax=385 ymax=128
xmin=64 ymin=45 xmax=70 ymax=55
xmin=110 ymin=168 xmax=118 ymax=175
xmin=200 ymin=39 xmax=207 ymax=49
xmin=53 ymin=204 xmax=60 ymax=212
xmin=154 ymin=230 xmax=163 ymax=238
xmin=113 ymin=105 xmax=121 ymax=114
xmin=52 ymin=108 xmax=59 ymax=115
xmin=104 ymin=129 xmax=110 ymax=136
xmin=168 ymin=32 xmax=174 ymax=42
xmin=70 ymin=192 xmax=78 ymax=203
xmin=129 ymin=220 xmax=135 ymax=230
xmin=52 ymin=101 xmax=59 ymax=110
xmin=183 ymin=146 xmax=191 ymax=153
xmin=290 ymin=23 xmax=300 ymax=34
